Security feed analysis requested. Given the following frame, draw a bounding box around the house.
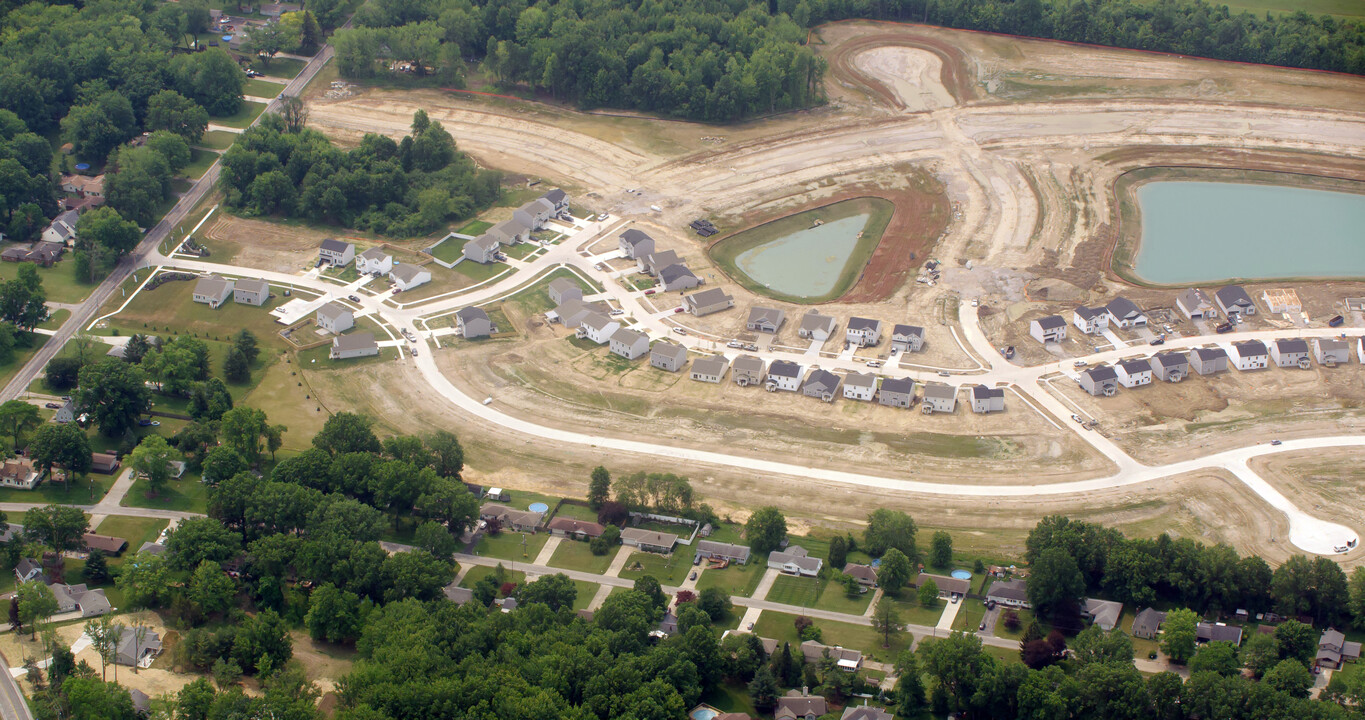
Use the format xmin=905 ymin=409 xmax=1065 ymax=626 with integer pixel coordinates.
xmin=765 ymin=360 xmax=803 ymax=392
xmin=843 ymin=564 xmax=877 ymax=586
xmin=768 ymin=546 xmax=821 ymax=576
xmin=797 ymin=311 xmax=837 ymax=342
xmin=696 ymin=540 xmax=750 ymax=564
xmin=921 ymin=382 xmax=957 ymax=414
xmin=315 ymin=302 xmax=354 ymax=333
xmin=318 ymin=238 xmax=355 ymax=266
xmin=1315 ymin=338 xmax=1351 ymax=366
xmin=1215 ymin=285 xmax=1256 ymax=317
xmin=549 ymin=299 xmax=604 ymax=328
xmin=684 ymin=288 xmax=734 ymax=316
xmin=546 ymin=517 xmax=605 ymax=539
xmin=41 ymin=210 xmax=81 ymax=246
xmin=800 ymin=641 xmax=863 ymax=671
xmin=1150 ymin=351 xmax=1189 ymax=382
xmin=49 ymin=583 xmax=111 ymax=617
xmin=192 ymin=275 xmax=234 ymax=309
xmin=479 ymin=504 xmax=544 ymax=532
xmin=618 ymin=229 xmax=655 ymax=259
xmin=90 ymin=453 xmax=120 ymax=474
xmin=59 ymin=173 xmax=105 ymax=200
xmin=1030 ymin=316 xmax=1067 ymax=344
xmin=891 ymin=324 xmax=925 ymax=353
xmin=443 ymin=583 xmax=474 ymax=605
xmin=83 ymin=533 xmax=127 ymax=555
xmin=610 ymin=328 xmax=650 ymax=360
xmin=541 ymin=188 xmax=569 ymax=214
xmin=649 ymin=341 xmax=688 ymax=372
xmin=1131 ymin=607 xmax=1167 ymax=639
xmin=0 ymin=458 xmax=40 ymax=489
xmin=843 ymin=372 xmax=876 ymax=401
xmin=137 ymin=541 xmax=166 ymax=556
xmin=1231 ymin=340 xmax=1269 ymax=370
xmin=547 ymin=277 xmax=583 ymax=306
xmin=655 ymin=612 xmax=678 ymax=636
xmin=129 ymin=689 xmax=150 ymax=715
xmin=575 ymin=313 xmax=619 ymax=344
xmin=1079 ymin=365 xmax=1119 ymax=397
xmin=912 ymin=572 xmax=970 ymax=599
xmin=746 ymin=307 xmax=786 ymax=334
xmin=463 ymin=235 xmax=501 ymax=264
xmin=330 ymin=333 xmax=378 ymax=360
xmin=1196 ymin=622 xmax=1243 ymax=646
xmin=1191 ymin=346 xmax=1229 ymax=375
xmin=1115 ymin=358 xmax=1153 ymax=388
xmin=846 ymin=317 xmax=883 ymax=347
xmin=1317 ymin=629 xmax=1363 ymax=669
xmin=1082 ymin=598 xmax=1124 ymax=631
xmin=260 ymin=2 xmax=301 ymax=18
xmin=513 ymin=197 xmax=557 ymax=230
xmin=14 ymin=558 xmax=43 ymax=584
xmin=487 ymin=218 xmax=530 ymax=245
xmin=840 ymin=706 xmax=893 ymax=720
xmin=659 ymin=264 xmax=701 ymax=292
xmin=1262 ymin=288 xmax=1302 ymax=315
xmin=1177 ymin=288 xmax=1218 ymax=319
xmin=621 ymin=528 xmax=678 ymax=554
xmin=495 ymin=597 xmax=519 ymax=613
xmin=970 ymin=384 xmax=1005 ymax=413
xmin=879 ymin=374 xmax=911 ymax=409
xmin=456 ymin=307 xmax=495 ymax=339
xmin=389 ymin=264 xmax=431 ymax=291
xmin=1270 ymin=338 xmax=1311 ymax=369
xmin=802 ymin=369 xmax=842 ymax=402
xmin=114 ymin=625 xmax=162 ymax=667
xmin=1105 ymin=296 xmax=1147 ymax=328
xmin=987 ymin=578 xmax=1030 ymax=608
xmin=53 ymin=401 xmax=76 ymax=424
xmin=732 ymin=355 xmax=766 ymax=386
xmin=1072 ymin=306 xmax=1109 ymax=335
xmin=775 ymin=689 xmax=827 ymax=720
xmin=690 ymin=355 xmax=729 ymax=383
xmin=356 ymin=247 xmax=393 ymax=275
xmin=639 ymin=250 xmax=679 ymax=276
xmin=233 ymin=278 xmax=269 ymax=306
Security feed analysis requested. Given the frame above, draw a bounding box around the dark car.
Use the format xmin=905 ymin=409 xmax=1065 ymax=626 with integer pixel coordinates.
xmin=1215 ymin=322 xmax=1234 ymax=334
xmin=1149 ymin=337 xmax=1165 ymax=346
xmin=348 ymin=295 xmax=361 ymax=303
xmin=44 ymin=402 xmax=61 ymax=409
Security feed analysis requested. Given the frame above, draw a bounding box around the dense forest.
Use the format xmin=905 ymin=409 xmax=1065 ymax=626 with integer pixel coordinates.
xmin=218 ymin=110 xmax=502 ymax=236
xmin=334 ymin=0 xmax=1363 ymax=121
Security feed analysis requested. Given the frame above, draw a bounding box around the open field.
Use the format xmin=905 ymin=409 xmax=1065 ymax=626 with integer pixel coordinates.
xmin=243 ymin=77 xmax=286 ymax=98
xmin=211 ymin=100 xmax=267 ymax=129
xmin=196 ymin=130 xmax=240 ymax=151
xmin=0 ymin=260 xmax=95 ymax=305
xmin=1136 ymin=0 xmax=1365 ymax=19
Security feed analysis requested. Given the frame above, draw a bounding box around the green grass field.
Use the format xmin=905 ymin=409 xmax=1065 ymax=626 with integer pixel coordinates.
xmin=547 ymin=538 xmax=614 ymax=575
xmin=456 ymin=220 xmax=493 ymax=235
xmin=754 ymin=610 xmax=911 ymax=664
xmin=767 ymin=574 xmax=874 ymax=615
xmin=180 ymin=148 xmax=219 ymax=180
xmin=121 ymin=472 xmax=210 ymax=514
xmin=618 ymin=551 xmax=692 ymax=586
xmin=196 ymin=131 xmax=240 ymax=151
xmin=0 ymin=335 xmax=47 ymax=393
xmin=211 ymin=101 xmax=267 ymax=129
xmin=38 ymin=309 xmax=69 ymax=330
xmin=696 ymin=561 xmax=767 ymax=598
xmin=0 ymin=473 xmax=113 ymax=505
xmin=571 ymin=580 xmax=599 ymax=611
xmin=883 ymin=594 xmax=949 ymax=627
xmin=504 ymin=242 xmax=540 ymax=260
xmin=458 ymin=565 xmax=526 ymax=593
xmin=257 ymin=57 xmax=307 ymax=79
xmin=0 ymin=260 xmax=96 ymax=305
xmin=473 ymin=530 xmax=548 ymax=562
xmin=451 ymin=258 xmax=512 ymax=284
xmin=428 ymin=236 xmax=467 ymax=264
xmin=243 ymin=78 xmax=286 ymax=98
xmin=502 ymin=267 xmax=601 ymax=317
xmin=1146 ymin=0 xmax=1364 ymax=18
xmin=92 ymin=515 xmax=167 ymax=565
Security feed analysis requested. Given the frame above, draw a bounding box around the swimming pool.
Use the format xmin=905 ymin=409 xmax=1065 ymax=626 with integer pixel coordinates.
xmin=951 ymin=569 xmax=972 ymax=580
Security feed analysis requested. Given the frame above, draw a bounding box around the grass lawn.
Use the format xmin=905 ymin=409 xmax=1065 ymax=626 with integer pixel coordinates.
xmin=551 ymin=502 xmax=598 ymax=523
xmin=767 ymin=574 xmax=873 ymax=615
xmin=503 ymin=267 xmax=601 ymax=317
xmin=243 ymin=78 xmax=286 ymax=98
xmin=1135 ymin=0 xmax=1364 ymax=18
xmin=953 ymin=601 xmax=987 ymax=632
xmin=211 ymin=101 xmax=267 ymax=129
xmin=121 ymin=473 xmax=210 ymax=514
xmin=180 ymin=148 xmax=219 ymax=180
xmin=618 ymin=551 xmax=692 ymax=587
xmin=196 ymin=131 xmax=240 ymax=151
xmin=38 ymin=309 xmax=69 ymax=330
xmin=994 ymin=607 xmax=1039 ymax=641
xmin=0 ymin=334 xmax=47 ymax=393
xmin=696 ymin=561 xmax=767 ymax=598
xmin=259 ymin=57 xmax=307 ymax=79
xmin=0 ymin=260 xmax=95 ymax=305
xmin=504 ymin=242 xmax=540 ymax=260
xmin=547 ymin=539 xmax=614 ymax=575
xmin=754 ymin=610 xmax=910 ymax=664
xmin=571 ymin=580 xmax=599 ymax=611
xmin=450 ymin=259 xmax=512 ymax=284
xmin=884 ymin=595 xmax=948 ymax=628
xmin=458 ymin=565 xmax=526 ymax=593
xmin=473 ymin=530 xmax=548 ymax=562
xmin=92 ymin=515 xmax=166 ymax=565
xmin=428 ymin=236 xmax=466 ymax=264
xmin=0 ymin=474 xmax=112 ymax=505
xmin=456 ymin=220 xmax=492 ymax=235
xmin=701 ymin=682 xmax=759 ymax=718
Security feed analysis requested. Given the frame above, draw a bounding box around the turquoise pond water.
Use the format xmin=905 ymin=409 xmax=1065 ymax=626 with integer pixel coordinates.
xmin=733 ymin=214 xmax=870 ymax=297
xmin=1133 ymin=181 xmax=1365 ymax=284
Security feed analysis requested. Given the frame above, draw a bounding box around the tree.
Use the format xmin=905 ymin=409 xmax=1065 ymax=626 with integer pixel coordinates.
xmin=872 ymin=600 xmax=903 ymax=648
xmin=188 ymin=560 xmax=237 ymax=618
xmin=61 ymin=99 xmax=133 ymax=162
xmin=44 ymin=357 xmax=83 ymax=390
xmin=220 ymin=406 xmax=281 ymax=466
xmin=84 ymin=616 xmax=118 ymax=682
xmin=744 ymin=506 xmax=786 ymax=554
xmin=232 ymin=609 xmax=292 ymax=674
xmin=169 ymin=48 xmax=245 ymax=116
xmin=633 ymin=575 xmax=667 ymax=611
xmin=893 ymin=648 xmax=926 ymax=716
xmin=83 ymin=549 xmax=110 ymax=584
xmin=244 ymin=21 xmax=287 ymax=67
xmin=188 ymin=378 xmax=234 ymax=421
xmin=864 ymin=508 xmax=917 ymax=560
xmin=1071 ymin=625 xmax=1134 ymax=666
xmin=74 ymin=359 xmax=151 ymax=436
xmin=1274 ymin=619 xmax=1317 ymax=667
xmin=145 ymin=130 xmax=191 ymax=172
xmin=165 ymin=517 xmax=240 ymax=572
xmin=413 ymin=521 xmax=458 ymax=560
xmin=105 ymin=144 xmax=174 ymax=228
xmin=223 ymin=346 xmax=250 ymax=383
xmin=314 ymin=412 xmax=381 ymax=455
xmin=425 ymin=430 xmax=464 ymax=478
xmin=918 ymin=631 xmax=993 ymax=714
xmin=116 ymin=551 xmax=172 ymax=609
xmin=515 ymin=573 xmax=577 ymax=611
xmin=828 ymin=535 xmax=848 ymax=570
xmin=1350 ymin=566 xmax=1365 ymax=630
xmin=129 ymin=434 xmax=181 ymax=497
xmin=380 ymin=549 xmax=451 ymax=602
xmin=201 ymin=446 xmax=248 ymax=486
xmin=878 ymin=548 xmax=912 ymax=596
xmin=279 ymin=96 xmax=309 ymax=133
xmin=145 ymin=90 xmax=209 ymax=142
xmin=1160 ymin=608 xmax=1199 ymax=664
xmin=930 ymin=531 xmax=953 ymax=569
xmin=748 ymin=664 xmax=779 ymax=712
xmin=1190 ymin=641 xmax=1241 ymax=676
xmin=232 ymin=329 xmax=260 ymax=365
xmin=1027 ymin=547 xmax=1086 ymax=622
xmin=697 ymin=587 xmax=731 ymax=622
xmin=589 ymin=525 xmax=620 ymax=555
xmin=1021 ymin=630 xmax=1067 ymax=670
xmin=588 ymin=466 xmax=611 ymax=509
xmin=16 ymin=581 xmax=57 ymax=639
xmin=918 ymin=578 xmax=939 ymax=607
xmin=121 ymin=334 xmax=153 ymax=366
xmin=1263 ymin=658 xmax=1314 ymax=698
xmin=0 ymin=400 xmax=40 ymax=450
xmin=0 ymin=271 xmax=46 ymax=331
xmin=24 ymin=505 xmax=89 ymax=553
xmin=306 ymin=583 xmax=363 ymax=644
xmin=1240 ymin=630 xmax=1280 ymax=678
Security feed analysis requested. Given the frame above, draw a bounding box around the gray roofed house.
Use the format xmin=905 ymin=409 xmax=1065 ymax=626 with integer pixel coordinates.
xmin=542 ymin=188 xmax=568 ymax=211
xmin=768 ymin=546 xmax=821 ymax=576
xmin=1197 ymin=622 xmax=1243 ymax=646
xmin=389 ymin=263 xmax=432 ymax=291
xmin=746 ymin=306 xmax=785 ymax=333
xmin=618 ymin=229 xmax=655 ymax=259
xmin=1132 ymin=608 xmax=1167 ymax=639
xmin=233 ymin=278 xmax=269 ymax=306
xmin=1072 ymin=306 xmax=1110 ymax=334
xmin=315 ymin=302 xmax=354 ymax=333
xmin=319 ymin=238 xmax=355 ymax=266
xmin=1191 ymin=346 xmax=1229 ymax=375
xmin=621 ymin=527 xmax=678 ymax=553
xmin=696 ymin=540 xmax=750 ymax=564
xmin=878 ymin=376 xmax=915 ymax=408
xmin=479 ymin=504 xmax=544 ymax=532
xmin=41 ymin=210 xmax=79 ymax=245
xmin=913 ymin=572 xmax=970 ymax=598
xmin=649 ymin=341 xmax=688 ymax=372
xmin=1083 ymin=598 xmax=1124 ymax=630
xmin=639 ymin=249 xmax=679 ymax=276
xmin=14 ymin=558 xmax=43 ymax=584
xmin=0 ymin=524 xmax=24 ymax=544
xmin=690 ymin=355 xmax=730 ymax=383
xmin=496 ymin=597 xmax=519 ymax=612
xmin=843 ymin=371 xmax=877 ymax=401
xmin=330 ymin=332 xmax=379 ymax=360
xmin=1215 ymin=285 xmax=1256 ymax=316
xmin=732 ymin=354 xmax=766 ymax=386
xmin=1177 ymin=288 xmax=1218 ymax=319
xmin=1079 ymin=365 xmax=1119 ymax=396
xmin=1030 ymin=315 xmax=1067 ymax=344
xmin=843 ymin=564 xmax=877 ymax=586
xmin=1115 ymin=358 xmax=1153 ymax=387
xmin=575 ymin=312 xmax=620 ymax=344
xmin=547 ymin=277 xmax=583 ymax=306
xmin=115 ymin=625 xmax=163 ymax=667
xmin=1104 ymin=296 xmax=1147 ymax=328
xmin=356 ymin=247 xmax=393 ymax=275
xmin=456 ymin=307 xmax=495 ymax=338
xmin=192 ymin=275 xmax=234 ymax=309
xmin=800 ymin=640 xmax=863 ymax=671
xmin=546 ymin=517 xmax=605 ymax=539
xmin=49 ymin=582 xmax=111 ymax=617
xmin=610 ymin=328 xmax=650 ymax=360
xmin=802 ymin=369 xmax=842 ymax=402
xmin=1231 ymin=340 xmax=1269 ymax=370
xmin=1315 ymin=338 xmax=1351 ymax=365
xmin=1150 ymin=351 xmax=1189 ymax=381
xmin=797 ymin=311 xmax=837 ymax=341
xmin=921 ymin=382 xmax=957 ymax=413
xmin=549 ymin=299 xmax=605 ymax=328
xmin=846 ymin=317 xmax=883 ymax=347
xmin=513 ymin=197 xmax=556 ymax=230
xmin=1317 ymin=628 xmax=1363 ymax=668
xmin=1270 ymin=338 xmax=1311 ymax=368
xmin=970 ymin=384 xmax=1005 ymax=413
xmin=659 ymin=263 xmax=701 ymax=292
xmin=137 ymin=541 xmax=166 ymax=556
xmin=53 ymin=399 xmax=76 ymax=424
xmin=765 ymin=360 xmax=803 ymax=392
xmin=892 ymin=324 xmax=925 ymax=352
xmin=987 ymin=578 xmax=1030 ymax=607
xmin=129 ymin=688 xmax=150 ymax=714
xmin=487 ymin=218 xmax=530 ymax=245
xmin=840 ymin=706 xmax=893 ymax=720
xmin=463 ymin=234 xmax=501 ymax=264
xmin=684 ymin=287 xmax=734 ymax=316
xmin=776 ymin=689 xmax=827 ymax=720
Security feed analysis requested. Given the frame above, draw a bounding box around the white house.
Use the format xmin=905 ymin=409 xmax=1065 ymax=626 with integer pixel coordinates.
xmin=547 ymin=277 xmax=583 ymax=306
xmin=1269 ymin=338 xmax=1311 ymax=369
xmin=1115 ymin=358 xmax=1153 ymax=387
xmin=192 ymin=275 xmax=234 ymax=309
xmin=891 ymin=324 xmax=925 ymax=353
xmin=42 ymin=210 xmax=81 ymax=246
xmin=921 ymin=383 xmax=957 ymax=414
xmin=315 ymin=302 xmax=354 ymax=333
xmin=1216 ymin=286 xmax=1256 ymax=317
xmin=389 ymin=264 xmax=431 ymax=291
xmin=610 ymin=328 xmax=650 ymax=360
xmin=1104 ymin=297 xmax=1147 ymax=329
xmin=1231 ymin=340 xmax=1269 ymax=370
xmin=541 ymin=188 xmax=569 ymax=214
xmin=765 ymin=360 xmax=803 ymax=392
xmin=768 ymin=546 xmax=821 ymax=577
xmin=463 ymin=235 xmax=501 ymax=264
xmin=689 ymin=356 xmax=729 ymax=383
xmin=576 ymin=313 xmax=619 ymax=344
xmin=843 ymin=372 xmax=876 ymax=401
xmin=845 ymin=318 xmax=883 ymax=347
xmin=330 ymin=333 xmax=378 ymax=360
xmin=1177 ymin=288 xmax=1217 ymax=319
xmin=1315 ymin=338 xmax=1351 ymax=366
xmin=356 ymin=247 xmax=393 ymax=275
xmin=798 ymin=311 xmax=838 ymax=342
xmin=969 ymin=385 xmax=1005 ymax=413
xmin=318 ymin=238 xmax=355 ymax=266
xmin=1029 ymin=316 xmax=1067 ymax=344
xmin=1072 ymin=306 xmax=1109 ymax=335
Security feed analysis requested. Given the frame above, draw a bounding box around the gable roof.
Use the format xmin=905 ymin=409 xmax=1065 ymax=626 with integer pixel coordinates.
xmin=332 ymin=332 xmax=377 ymax=353
xmin=732 ymin=354 xmax=765 ymax=373
xmin=1105 ymin=296 xmax=1141 ymax=318
xmin=971 ymin=384 xmax=1004 ymax=400
xmin=747 ymin=306 xmax=784 ymax=327
xmin=768 ymin=360 xmax=801 ymax=378
xmin=841 ymin=706 xmax=893 ymax=720
xmin=1234 ymin=340 xmax=1267 ymax=357
xmin=1177 ymin=288 xmax=1213 ymax=309
xmin=1083 ymin=365 xmax=1118 ymax=382
xmin=621 ymin=528 xmax=678 ymax=547
xmin=579 ymin=312 xmax=616 ymax=331
xmin=548 ymin=277 xmax=580 ymax=296
xmin=847 ymin=317 xmax=880 ymax=332
xmin=620 ymin=228 xmax=653 ymax=247
xmin=659 ymin=264 xmax=697 ymax=284
xmin=1274 ymin=338 xmax=1309 ymax=354
xmin=697 ymin=540 xmax=750 ymax=562
xmin=390 ymin=263 xmax=427 ymax=282
xmin=468 ymin=234 xmax=500 ymax=252
xmin=456 ymin=306 xmax=489 ymax=324
xmin=545 ymin=517 xmax=605 ymax=537
xmin=358 ymin=247 xmax=390 ymax=261
xmin=1152 ymin=351 xmax=1188 ymax=368
xmin=844 ymin=564 xmax=877 ymax=582
xmin=1194 ymin=347 xmax=1227 ymax=362
xmin=691 ymin=356 xmax=729 ymax=376
xmin=880 ymin=376 xmax=914 ymax=395
xmin=892 ymin=324 xmax=924 ymax=338
xmin=542 ymin=188 xmax=566 ymax=204
xmin=645 ymin=250 xmax=679 ymax=269
xmin=769 ymin=546 xmax=821 ymax=573
xmin=802 ymin=369 xmax=840 ymax=392
xmin=686 ymin=287 xmax=731 ymax=306
xmin=1074 ymin=306 xmax=1106 ymax=321
xmin=1132 ymin=607 xmax=1167 ymax=637
xmin=1216 ymin=285 xmax=1254 ymax=307
xmin=799 ymin=312 xmax=836 ymax=334
xmin=843 ymin=371 xmax=876 ymax=389
xmin=316 ymin=301 xmax=351 ymax=322
xmin=319 ymin=238 xmax=352 ymax=253
xmin=1118 ymin=358 xmax=1152 ymax=374
xmin=987 ymin=578 xmax=1029 ymax=602
xmin=651 ymin=341 xmax=688 ymax=362
xmin=1034 ymin=315 xmax=1065 ymax=329
xmin=1197 ymin=622 xmax=1243 ymax=644
xmin=922 ymin=382 xmax=956 ymax=400
xmin=82 ymin=533 xmax=126 ymax=554
xmin=1083 ymin=597 xmax=1124 ymax=629
xmin=194 ymin=275 xmax=232 ymax=298
xmin=612 ymin=327 xmax=648 ymax=346
xmin=235 ymin=278 xmax=268 ymax=295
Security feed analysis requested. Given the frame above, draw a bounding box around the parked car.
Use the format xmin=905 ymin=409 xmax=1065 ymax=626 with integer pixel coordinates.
xmin=689 ymin=571 xmax=697 ymax=580
xmin=938 ymin=370 xmax=950 ymax=377
xmin=1215 ymin=322 xmax=1234 ymax=333
xmin=866 ymin=360 xmax=882 ymax=368
xmin=1073 ymin=360 xmax=1088 ymax=368
xmin=672 ymin=327 xmax=687 ymax=335
xmin=43 ymin=402 xmax=61 ymax=409
xmin=1270 ymin=439 xmax=1282 ymax=446
xmin=1071 ymin=414 xmax=1083 ymax=424
xmin=609 ymin=309 xmax=625 ymax=316
xmin=1149 ymin=337 xmax=1165 ymax=346
xmin=347 ymin=295 xmax=361 ymax=303
xmin=674 ymin=307 xmax=685 ymax=313
xmin=727 ymin=341 xmax=742 ymax=349
xmin=644 ymin=289 xmax=656 ymax=295
xmin=979 ymin=621 xmax=987 ymax=631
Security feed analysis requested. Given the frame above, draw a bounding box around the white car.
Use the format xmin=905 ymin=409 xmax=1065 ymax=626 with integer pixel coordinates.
xmin=727 ymin=341 xmax=742 ymax=348
xmin=1073 ymin=360 xmax=1088 ymax=368
xmin=672 ymin=327 xmax=687 ymax=335
xmin=866 ymin=360 xmax=882 ymax=368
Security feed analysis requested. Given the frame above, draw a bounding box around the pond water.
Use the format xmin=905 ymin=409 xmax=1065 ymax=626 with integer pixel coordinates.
xmin=1133 ymin=181 xmax=1365 ymax=284
xmin=733 ymin=214 xmax=870 ymax=297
